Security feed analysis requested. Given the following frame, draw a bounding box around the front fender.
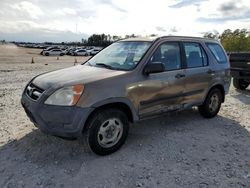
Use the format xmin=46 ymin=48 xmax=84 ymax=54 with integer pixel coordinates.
xmin=91 ymin=97 xmax=139 ymax=122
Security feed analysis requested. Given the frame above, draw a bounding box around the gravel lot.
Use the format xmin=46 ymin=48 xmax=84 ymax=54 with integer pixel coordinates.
xmin=0 ymin=44 xmax=250 ymax=188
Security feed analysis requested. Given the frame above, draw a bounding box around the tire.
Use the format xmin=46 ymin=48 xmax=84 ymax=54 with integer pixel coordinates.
xmin=198 ymin=88 xmax=222 ymax=118
xmin=60 ymin=53 xmax=64 ymax=56
xmin=233 ymin=78 xmax=249 ymax=90
xmin=85 ymin=108 xmax=129 ymax=155
xmin=45 ymin=53 xmax=49 ymax=56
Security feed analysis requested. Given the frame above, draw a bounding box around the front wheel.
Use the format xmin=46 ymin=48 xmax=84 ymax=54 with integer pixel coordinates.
xmin=198 ymin=88 xmax=222 ymax=118
xmin=233 ymin=78 xmax=249 ymax=90
xmin=85 ymin=109 xmax=129 ymax=155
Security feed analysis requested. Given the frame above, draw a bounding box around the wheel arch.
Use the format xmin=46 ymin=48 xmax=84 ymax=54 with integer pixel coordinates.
xmin=206 ymin=84 xmax=225 ymax=103
xmin=82 ymin=99 xmax=138 ymax=133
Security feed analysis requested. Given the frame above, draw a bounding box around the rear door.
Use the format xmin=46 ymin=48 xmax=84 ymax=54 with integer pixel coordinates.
xmin=52 ymin=49 xmax=60 ymax=55
xmin=50 ymin=49 xmax=56 ymax=55
xmin=78 ymin=50 xmax=83 ymax=55
xmin=181 ymin=42 xmax=212 ymax=105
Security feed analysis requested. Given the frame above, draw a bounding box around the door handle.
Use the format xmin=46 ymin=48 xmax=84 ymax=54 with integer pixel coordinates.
xmin=175 ymin=73 xmax=185 ymax=79
xmin=207 ymin=69 xmax=215 ymax=74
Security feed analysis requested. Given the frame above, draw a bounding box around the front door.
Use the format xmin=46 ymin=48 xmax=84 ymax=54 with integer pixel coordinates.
xmin=128 ymin=42 xmax=186 ymax=118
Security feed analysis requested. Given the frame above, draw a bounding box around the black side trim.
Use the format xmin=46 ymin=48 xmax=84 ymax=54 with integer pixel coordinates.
xmin=140 ymin=89 xmax=204 ymax=107
xmin=140 ymin=93 xmax=182 ymax=106
xmin=183 ymin=89 xmax=204 ymax=97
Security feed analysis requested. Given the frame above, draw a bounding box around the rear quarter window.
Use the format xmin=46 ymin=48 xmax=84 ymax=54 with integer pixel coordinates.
xmin=206 ymin=43 xmax=227 ymax=64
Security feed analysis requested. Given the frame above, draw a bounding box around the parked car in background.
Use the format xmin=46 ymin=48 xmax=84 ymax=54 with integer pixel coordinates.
xmin=40 ymin=46 xmax=60 ymax=55
xmin=74 ymin=49 xmax=89 ymax=56
xmin=21 ymin=36 xmax=231 ymax=155
xmin=67 ymin=48 xmax=76 ymax=55
xmin=43 ymin=49 xmax=65 ymax=56
xmin=67 ymin=47 xmax=82 ymax=55
xmin=90 ymin=49 xmax=100 ymax=56
xmin=230 ymin=52 xmax=250 ymax=90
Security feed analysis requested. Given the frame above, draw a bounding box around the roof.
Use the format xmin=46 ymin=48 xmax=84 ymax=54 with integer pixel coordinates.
xmin=120 ymin=37 xmax=157 ymax=42
xmin=120 ymin=36 xmax=218 ymax=43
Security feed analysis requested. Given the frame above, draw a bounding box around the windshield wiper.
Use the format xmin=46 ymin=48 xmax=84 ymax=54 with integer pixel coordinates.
xmin=95 ymin=63 xmax=116 ymax=70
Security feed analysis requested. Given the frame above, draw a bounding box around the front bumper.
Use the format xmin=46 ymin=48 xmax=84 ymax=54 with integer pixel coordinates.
xmin=21 ymin=91 xmax=93 ymax=138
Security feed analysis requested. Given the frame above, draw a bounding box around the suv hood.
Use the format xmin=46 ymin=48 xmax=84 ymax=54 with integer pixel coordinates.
xmin=32 ymin=65 xmax=127 ymax=90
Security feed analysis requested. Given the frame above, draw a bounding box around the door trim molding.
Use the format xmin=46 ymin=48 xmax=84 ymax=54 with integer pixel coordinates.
xmin=140 ymin=89 xmax=204 ymax=107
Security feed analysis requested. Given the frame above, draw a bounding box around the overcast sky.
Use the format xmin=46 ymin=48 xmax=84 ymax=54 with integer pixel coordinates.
xmin=0 ymin=0 xmax=250 ymax=42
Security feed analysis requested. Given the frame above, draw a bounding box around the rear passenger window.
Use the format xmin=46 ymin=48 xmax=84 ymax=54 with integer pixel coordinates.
xmin=183 ymin=43 xmax=208 ymax=68
xmin=206 ymin=43 xmax=227 ymax=64
xmin=150 ymin=42 xmax=181 ymax=71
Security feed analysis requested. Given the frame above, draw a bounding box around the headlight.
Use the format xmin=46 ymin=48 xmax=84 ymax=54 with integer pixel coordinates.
xmin=45 ymin=85 xmax=84 ymax=106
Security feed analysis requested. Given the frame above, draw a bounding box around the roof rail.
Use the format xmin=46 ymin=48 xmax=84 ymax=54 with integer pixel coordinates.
xmin=157 ymin=35 xmax=217 ymax=41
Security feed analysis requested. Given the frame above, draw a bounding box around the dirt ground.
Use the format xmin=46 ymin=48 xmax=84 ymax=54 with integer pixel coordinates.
xmin=0 ymin=44 xmax=250 ymax=188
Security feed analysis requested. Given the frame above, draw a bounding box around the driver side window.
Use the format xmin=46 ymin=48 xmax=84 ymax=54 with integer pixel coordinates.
xmin=150 ymin=42 xmax=181 ymax=71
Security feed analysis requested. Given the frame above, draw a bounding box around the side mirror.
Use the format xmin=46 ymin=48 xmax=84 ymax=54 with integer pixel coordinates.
xmin=143 ymin=62 xmax=165 ymax=75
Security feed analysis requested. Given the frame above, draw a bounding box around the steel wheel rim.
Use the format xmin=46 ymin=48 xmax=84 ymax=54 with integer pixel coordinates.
xmin=209 ymin=93 xmax=219 ymax=112
xmin=97 ymin=118 xmax=123 ymax=148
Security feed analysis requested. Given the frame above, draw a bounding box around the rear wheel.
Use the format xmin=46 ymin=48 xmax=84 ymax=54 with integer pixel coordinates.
xmin=45 ymin=52 xmax=49 ymax=56
xmin=198 ymin=88 xmax=222 ymax=118
xmin=233 ymin=78 xmax=249 ymax=90
xmin=85 ymin=109 xmax=129 ymax=155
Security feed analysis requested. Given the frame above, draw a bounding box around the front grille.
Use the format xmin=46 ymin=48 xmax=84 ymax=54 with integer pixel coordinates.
xmin=26 ymin=83 xmax=44 ymax=100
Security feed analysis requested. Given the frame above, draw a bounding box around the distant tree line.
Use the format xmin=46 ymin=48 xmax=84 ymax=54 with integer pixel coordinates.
xmin=84 ymin=34 xmax=119 ymax=47
xmin=83 ymin=33 xmax=144 ymax=47
xmin=204 ymin=29 xmax=250 ymax=52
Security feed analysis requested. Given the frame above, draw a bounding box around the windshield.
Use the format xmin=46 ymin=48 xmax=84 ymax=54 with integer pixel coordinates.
xmin=86 ymin=41 xmax=151 ymax=70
